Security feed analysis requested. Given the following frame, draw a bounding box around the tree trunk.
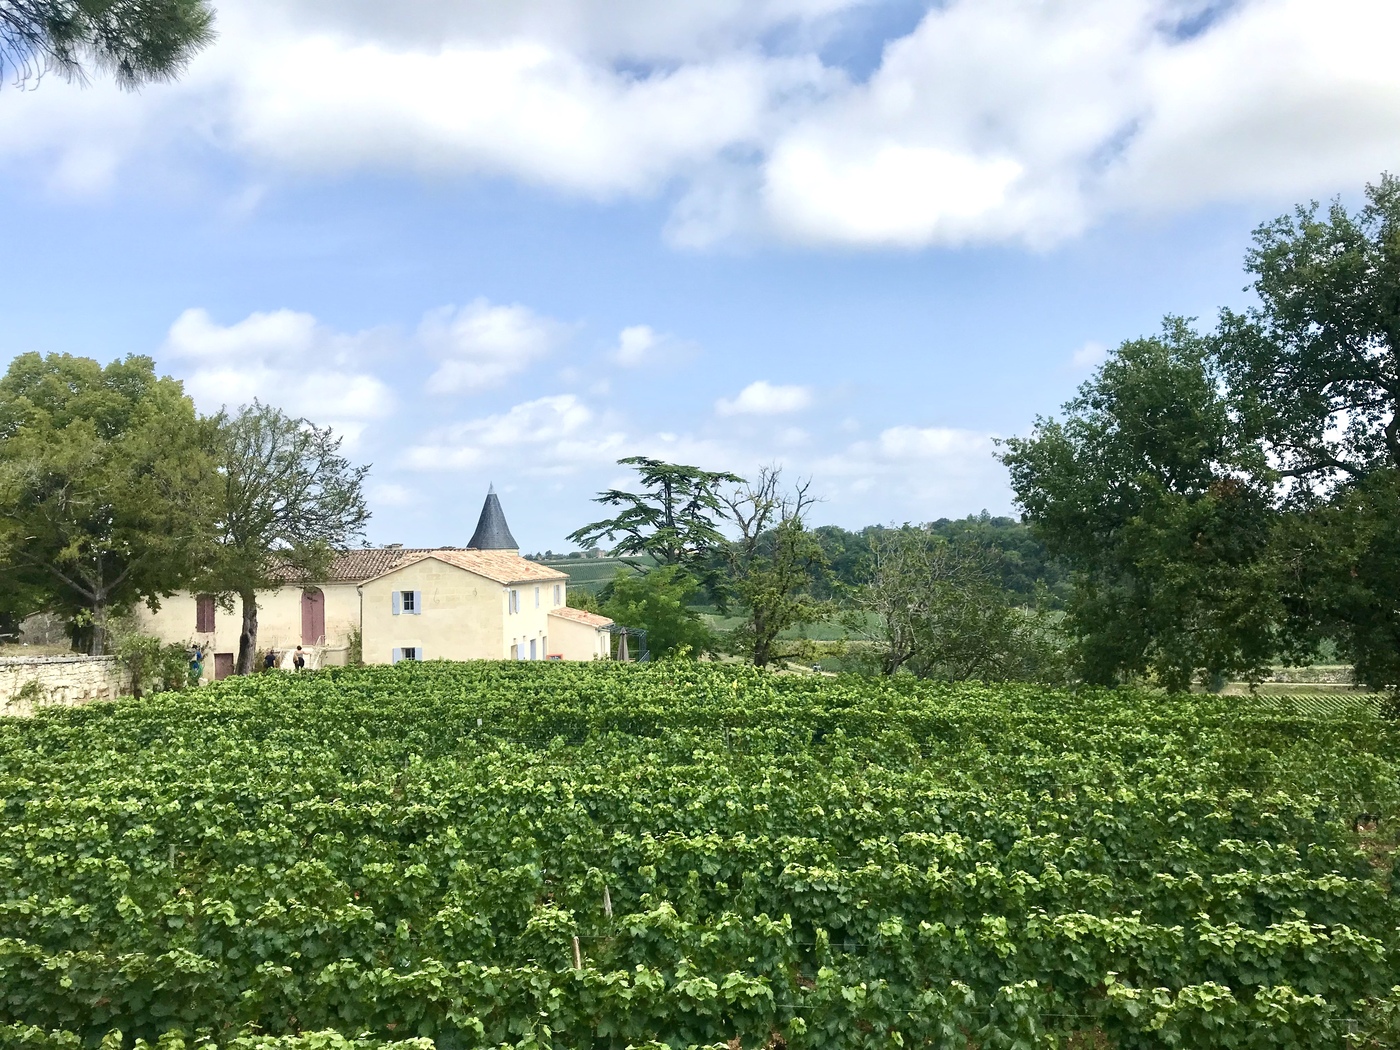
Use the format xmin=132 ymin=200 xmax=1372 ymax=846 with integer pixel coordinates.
xmin=236 ymin=590 xmax=259 ymax=675
xmin=89 ymin=600 xmax=108 ymax=656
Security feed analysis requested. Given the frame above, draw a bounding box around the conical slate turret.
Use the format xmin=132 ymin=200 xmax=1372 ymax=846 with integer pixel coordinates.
xmin=467 ymin=486 xmax=518 ymax=550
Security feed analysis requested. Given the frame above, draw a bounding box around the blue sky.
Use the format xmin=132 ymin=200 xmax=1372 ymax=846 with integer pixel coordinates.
xmin=1 ymin=0 xmax=1396 ymax=551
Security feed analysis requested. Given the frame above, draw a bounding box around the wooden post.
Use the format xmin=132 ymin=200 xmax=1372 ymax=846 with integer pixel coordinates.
xmin=572 ymin=935 xmax=582 ymax=970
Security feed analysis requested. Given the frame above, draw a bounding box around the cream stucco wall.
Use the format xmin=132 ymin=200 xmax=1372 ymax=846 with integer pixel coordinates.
xmin=547 ymin=613 xmax=610 ymax=661
xmin=135 ymin=583 xmax=361 ymax=675
xmin=360 ymin=558 xmax=568 ymax=664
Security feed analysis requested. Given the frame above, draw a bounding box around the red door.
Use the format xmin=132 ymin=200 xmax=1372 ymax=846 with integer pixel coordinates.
xmin=301 ymin=588 xmax=326 ymax=645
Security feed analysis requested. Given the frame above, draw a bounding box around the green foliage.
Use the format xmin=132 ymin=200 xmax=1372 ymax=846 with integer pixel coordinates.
xmin=849 ymin=527 xmax=1069 ymax=683
xmin=565 ymin=588 xmax=602 ymax=613
xmin=346 ymin=625 xmax=363 ymax=668
xmin=1003 ymin=176 xmax=1400 ymax=695
xmin=1276 ymin=469 xmax=1400 ymax=693
xmin=814 ymin=517 xmax=1070 ymax=606
xmin=569 ymin=457 xmax=741 ymax=592
xmin=599 ymin=566 xmax=717 ymax=658
xmin=208 ymin=401 xmax=371 ymax=674
xmin=0 ymin=663 xmax=1397 ymax=1046
xmin=720 ymin=469 xmax=830 ymax=667
xmin=1214 ymin=175 xmax=1400 ymax=693
xmin=0 ymin=0 xmax=216 ymax=89
xmin=114 ymin=632 xmax=192 ymax=697
xmin=0 ymin=353 xmax=217 ymax=655
xmin=1000 ymin=322 xmax=1283 ymax=691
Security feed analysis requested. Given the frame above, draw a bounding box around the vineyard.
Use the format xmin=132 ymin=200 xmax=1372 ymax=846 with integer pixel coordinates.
xmin=1 ymin=664 xmax=1398 ymax=1049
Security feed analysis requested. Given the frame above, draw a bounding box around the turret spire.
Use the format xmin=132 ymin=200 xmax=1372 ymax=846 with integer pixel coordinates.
xmin=467 ymin=488 xmax=518 ymax=550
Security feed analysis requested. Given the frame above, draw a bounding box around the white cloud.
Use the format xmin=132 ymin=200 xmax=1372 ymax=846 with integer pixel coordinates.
xmin=1072 ymin=340 xmax=1109 ymax=369
xmin=612 ymin=325 xmax=660 ymax=366
xmin=764 ymin=140 xmax=1025 ymax=247
xmin=716 ymin=380 xmax=814 ymax=416
xmin=404 ymin=394 xmax=628 ymax=473
xmin=608 ymin=324 xmax=695 ymax=368
xmin=162 ymin=307 xmax=396 ymax=444
xmin=421 ymin=299 xmax=570 ymax=393
xmin=7 ymin=0 xmax=1400 ymax=247
xmin=817 ymin=424 xmax=1012 ymax=517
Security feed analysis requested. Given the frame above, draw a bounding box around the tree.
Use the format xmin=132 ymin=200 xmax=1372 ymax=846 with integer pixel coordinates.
xmin=569 ymin=457 xmax=742 ymax=583
xmin=208 ymin=402 xmax=370 ymax=675
xmin=1214 ymin=175 xmax=1400 ymax=691
xmin=0 ymin=0 xmax=214 ymax=88
xmin=720 ymin=467 xmax=829 ymax=667
xmin=0 ymin=353 xmax=216 ymax=654
xmin=1000 ymin=322 xmax=1282 ymax=691
xmin=599 ymin=565 xmax=717 ymax=659
xmin=852 ymin=526 xmax=1066 ymax=682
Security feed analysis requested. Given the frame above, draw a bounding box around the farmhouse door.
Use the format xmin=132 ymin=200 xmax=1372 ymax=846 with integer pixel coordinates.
xmin=301 ymin=588 xmax=326 ymax=645
xmin=214 ymin=653 xmax=234 ymax=680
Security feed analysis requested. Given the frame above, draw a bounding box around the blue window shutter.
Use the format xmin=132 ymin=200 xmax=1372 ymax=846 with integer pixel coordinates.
xmin=392 ymin=591 xmax=401 ymax=616
xmin=392 ymin=647 xmax=401 ymax=664
xmin=418 ymin=646 xmax=425 ymax=660
xmin=412 ymin=590 xmax=423 ymax=615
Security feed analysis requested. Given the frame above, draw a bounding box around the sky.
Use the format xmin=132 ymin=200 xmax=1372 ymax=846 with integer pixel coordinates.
xmin=1 ymin=0 xmax=1398 ymax=551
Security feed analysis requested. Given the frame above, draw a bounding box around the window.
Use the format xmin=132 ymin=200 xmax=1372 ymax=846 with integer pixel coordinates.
xmin=534 ymin=586 xmax=540 ymax=608
xmin=402 ymin=647 xmax=417 ymax=661
xmin=509 ymin=589 xmax=519 ymax=614
xmin=392 ymin=647 xmax=420 ymax=663
xmin=510 ymin=643 xmax=518 ymax=660
xmin=195 ymin=594 xmax=215 ymax=633
xmin=402 ymin=590 xmax=415 ymax=613
xmin=529 ymin=639 xmax=537 ymax=660
xmin=553 ymin=585 xmax=562 ymax=606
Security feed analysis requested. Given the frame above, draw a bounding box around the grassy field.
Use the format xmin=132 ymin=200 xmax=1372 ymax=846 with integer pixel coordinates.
xmin=538 ymin=556 xmax=639 ymax=595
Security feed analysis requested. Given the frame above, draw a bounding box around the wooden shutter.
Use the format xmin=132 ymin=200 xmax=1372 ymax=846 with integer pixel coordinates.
xmin=412 ymin=590 xmax=423 ymax=615
xmin=392 ymin=647 xmax=402 ymax=664
xmin=195 ymin=595 xmax=215 ymax=633
xmin=392 ymin=591 xmax=401 ymax=616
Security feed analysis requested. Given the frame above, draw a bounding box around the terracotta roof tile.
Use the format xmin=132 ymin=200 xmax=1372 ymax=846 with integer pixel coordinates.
xmin=548 ymin=606 xmax=615 ymax=628
xmin=372 ymin=549 xmax=569 ymax=586
xmin=271 ymin=547 xmax=569 ymax=585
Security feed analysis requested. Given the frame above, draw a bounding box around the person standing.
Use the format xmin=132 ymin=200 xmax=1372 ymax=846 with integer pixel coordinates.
xmin=293 ymin=645 xmax=306 ymax=671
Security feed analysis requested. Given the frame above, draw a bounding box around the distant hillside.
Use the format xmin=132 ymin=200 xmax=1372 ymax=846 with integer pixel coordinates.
xmin=536 ymin=556 xmax=650 ymax=595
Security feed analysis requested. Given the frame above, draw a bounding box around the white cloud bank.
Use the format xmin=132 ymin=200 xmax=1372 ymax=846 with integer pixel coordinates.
xmin=162 ymin=307 xmax=396 ymax=446
xmin=3 ymin=0 xmax=1398 ymax=247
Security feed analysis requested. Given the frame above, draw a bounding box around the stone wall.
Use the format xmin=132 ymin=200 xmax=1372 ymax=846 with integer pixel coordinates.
xmin=0 ymin=656 xmax=131 ymax=717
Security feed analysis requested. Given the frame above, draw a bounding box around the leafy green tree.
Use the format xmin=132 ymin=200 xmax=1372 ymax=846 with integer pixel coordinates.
xmin=814 ymin=518 xmax=1070 ymax=605
xmin=1215 ymin=175 xmax=1400 ymax=691
xmin=0 ymin=353 xmax=216 ymax=655
xmin=565 ymin=588 xmax=602 ymax=613
xmin=720 ymin=467 xmax=829 ymax=667
xmin=208 ymin=401 xmax=370 ymax=675
xmin=569 ymin=457 xmax=742 ymax=586
xmin=1000 ymin=322 xmax=1282 ymax=691
xmin=0 ymin=0 xmax=215 ymax=87
xmin=600 ymin=565 xmax=717 ymax=659
xmin=851 ymin=526 xmax=1067 ymax=682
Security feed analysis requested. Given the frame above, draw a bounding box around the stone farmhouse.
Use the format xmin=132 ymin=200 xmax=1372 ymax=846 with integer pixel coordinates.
xmin=137 ymin=490 xmax=617 ymax=679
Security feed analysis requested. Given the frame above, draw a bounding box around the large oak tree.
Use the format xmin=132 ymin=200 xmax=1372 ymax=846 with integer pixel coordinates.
xmin=208 ymin=401 xmax=370 ymax=675
xmin=0 ymin=353 xmax=216 ymax=654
